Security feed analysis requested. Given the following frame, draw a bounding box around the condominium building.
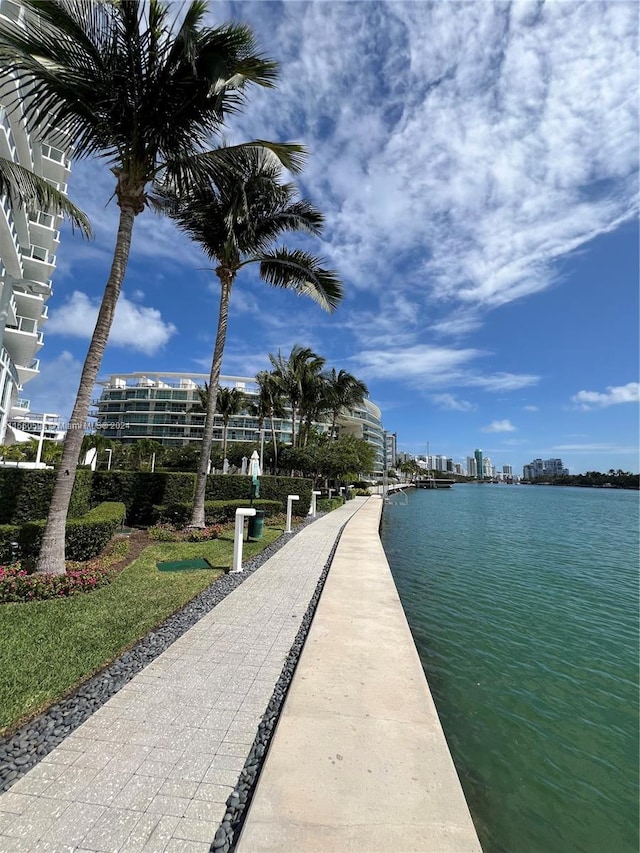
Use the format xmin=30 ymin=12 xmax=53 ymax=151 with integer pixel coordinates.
xmin=522 ymin=458 xmax=569 ymax=479
xmin=466 ymin=456 xmax=477 ymax=478
xmin=93 ymin=372 xmax=387 ymax=476
xmin=0 ymin=0 xmax=70 ymax=443
xmin=474 ymin=448 xmax=484 ymax=480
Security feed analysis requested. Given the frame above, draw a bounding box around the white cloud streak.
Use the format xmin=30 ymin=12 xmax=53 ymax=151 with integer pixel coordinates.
xmin=483 ymin=419 xmax=517 ymax=433
xmin=571 ymin=382 xmax=640 ymax=410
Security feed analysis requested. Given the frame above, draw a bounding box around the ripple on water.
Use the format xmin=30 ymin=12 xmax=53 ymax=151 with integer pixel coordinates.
xmin=382 ymin=485 xmax=639 ymax=853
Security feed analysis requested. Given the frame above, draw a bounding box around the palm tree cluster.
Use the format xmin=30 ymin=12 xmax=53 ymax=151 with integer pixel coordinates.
xmin=185 ymin=349 xmax=368 ymax=473
xmin=0 ymin=0 xmax=343 ymax=571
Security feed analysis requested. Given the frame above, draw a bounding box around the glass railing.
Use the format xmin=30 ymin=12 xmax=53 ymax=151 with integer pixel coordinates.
xmin=28 ymin=209 xmax=56 ymax=229
xmin=1 ymin=193 xmax=21 ymax=254
xmin=41 ymin=142 xmax=70 ymax=169
xmin=0 ymin=105 xmax=17 ymax=159
xmin=22 ymin=244 xmax=54 ymax=264
xmin=0 ymin=346 xmax=19 ymax=386
xmin=0 ymin=0 xmax=25 ymax=24
xmin=5 ymin=315 xmax=37 ymax=334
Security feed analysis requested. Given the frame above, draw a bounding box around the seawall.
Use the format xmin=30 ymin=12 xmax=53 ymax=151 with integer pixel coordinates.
xmin=237 ymin=495 xmax=482 ymax=852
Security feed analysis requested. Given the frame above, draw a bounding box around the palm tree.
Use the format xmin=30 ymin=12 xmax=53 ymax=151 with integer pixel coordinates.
xmin=269 ymin=346 xmax=327 ymax=451
xmin=0 ymin=0 xmax=303 ymax=572
xmin=297 ymin=365 xmax=330 ymax=449
xmin=163 ymin=150 xmax=342 ymax=526
xmin=216 ymin=387 xmax=245 ymax=465
xmin=325 ymin=368 xmax=369 ymax=439
xmin=253 ymin=370 xmax=286 ymax=472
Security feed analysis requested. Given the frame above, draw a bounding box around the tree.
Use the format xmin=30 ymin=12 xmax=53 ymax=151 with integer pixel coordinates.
xmin=269 ymin=346 xmax=327 ymax=452
xmin=0 ymin=0 xmax=302 ymax=572
xmin=163 ymin=150 xmax=342 ymax=526
xmin=251 ymin=371 xmax=286 ymax=472
xmin=216 ymin=387 xmax=245 ymax=465
xmin=325 ymin=368 xmax=368 ymax=439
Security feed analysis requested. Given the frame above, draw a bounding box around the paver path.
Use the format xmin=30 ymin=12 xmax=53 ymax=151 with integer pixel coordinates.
xmin=0 ymin=499 xmax=365 ymax=853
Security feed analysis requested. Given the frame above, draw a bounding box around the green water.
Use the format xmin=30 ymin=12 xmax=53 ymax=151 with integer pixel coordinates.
xmin=380 ymin=484 xmax=639 ymax=853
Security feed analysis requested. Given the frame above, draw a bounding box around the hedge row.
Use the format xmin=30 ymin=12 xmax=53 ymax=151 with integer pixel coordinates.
xmin=0 ymin=469 xmax=313 ymax=526
xmin=0 ymin=502 xmax=126 ymax=564
xmin=154 ymin=499 xmax=283 ymax=526
xmin=0 ymin=468 xmax=92 ymax=524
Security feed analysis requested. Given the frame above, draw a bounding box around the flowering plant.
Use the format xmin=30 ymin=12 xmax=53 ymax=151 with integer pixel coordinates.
xmin=0 ymin=561 xmax=114 ymax=603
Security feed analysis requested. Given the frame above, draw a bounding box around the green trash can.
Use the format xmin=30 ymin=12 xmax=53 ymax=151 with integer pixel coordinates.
xmin=247 ymin=510 xmax=265 ymax=539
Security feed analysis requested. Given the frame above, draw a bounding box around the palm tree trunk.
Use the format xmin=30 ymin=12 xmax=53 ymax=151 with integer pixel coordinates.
xmin=191 ymin=270 xmax=232 ymax=527
xmin=291 ymin=404 xmax=297 ymax=448
xmin=222 ymin=420 xmax=228 ymax=465
xmin=269 ymin=410 xmax=278 ymax=472
xmin=36 ymin=205 xmax=136 ymax=574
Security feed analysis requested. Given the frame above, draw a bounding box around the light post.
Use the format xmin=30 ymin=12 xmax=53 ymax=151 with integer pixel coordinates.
xmin=286 ymin=494 xmax=299 ymax=533
xmin=255 ymin=428 xmax=265 ymax=474
xmin=105 ymin=448 xmax=113 ymax=470
xmin=35 ymin=413 xmax=56 ymax=467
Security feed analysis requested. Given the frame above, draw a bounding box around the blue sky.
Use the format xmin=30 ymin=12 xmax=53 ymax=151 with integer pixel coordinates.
xmin=26 ymin=0 xmax=639 ymax=475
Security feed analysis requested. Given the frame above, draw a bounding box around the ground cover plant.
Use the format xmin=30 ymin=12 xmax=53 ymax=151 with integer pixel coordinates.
xmin=0 ymin=526 xmax=281 ymax=734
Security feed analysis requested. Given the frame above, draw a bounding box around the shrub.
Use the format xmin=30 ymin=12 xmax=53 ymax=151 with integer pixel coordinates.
xmin=184 ymin=525 xmax=221 ymax=542
xmin=147 ymin=523 xmax=181 ymax=542
xmin=18 ymin=502 xmax=126 ymax=563
xmin=317 ymin=497 xmax=344 ymax=513
xmin=153 ymin=499 xmax=282 ymax=526
xmin=0 ymin=561 xmax=114 ymax=603
xmin=0 ymin=469 xmax=93 ymax=524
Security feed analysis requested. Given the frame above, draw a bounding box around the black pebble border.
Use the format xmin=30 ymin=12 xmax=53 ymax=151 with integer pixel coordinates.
xmin=210 ymin=519 xmax=349 ymax=853
xmin=0 ymin=515 xmax=324 ymax=795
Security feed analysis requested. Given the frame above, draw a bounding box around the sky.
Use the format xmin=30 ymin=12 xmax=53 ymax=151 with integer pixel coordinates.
xmin=25 ymin=0 xmax=639 ymax=476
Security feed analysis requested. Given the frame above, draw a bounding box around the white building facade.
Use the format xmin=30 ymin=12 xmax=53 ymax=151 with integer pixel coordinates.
xmin=93 ymin=372 xmax=387 ymax=477
xmin=0 ymin=0 xmax=71 ymax=443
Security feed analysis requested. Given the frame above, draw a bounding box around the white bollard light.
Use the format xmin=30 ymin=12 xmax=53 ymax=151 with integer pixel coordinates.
xmin=286 ymin=495 xmax=300 ymax=533
xmin=339 ymin=486 xmax=345 ymax=497
xmin=232 ymin=508 xmax=257 ymax=573
xmin=328 ymin=488 xmax=333 ymax=500
xmin=309 ymin=490 xmax=321 ymax=517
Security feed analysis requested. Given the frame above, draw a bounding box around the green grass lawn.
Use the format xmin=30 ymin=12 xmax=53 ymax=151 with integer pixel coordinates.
xmin=0 ymin=527 xmax=282 ymax=735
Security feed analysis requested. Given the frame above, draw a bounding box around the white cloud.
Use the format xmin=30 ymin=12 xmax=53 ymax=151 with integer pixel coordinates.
xmin=553 ymin=443 xmax=638 ymax=453
xmin=571 ymin=382 xmax=639 ymax=410
xmin=483 ymin=419 xmax=517 ymax=433
xmin=222 ymin=1 xmax=637 ymax=331
xmin=47 ymin=291 xmax=177 ymax=355
xmin=523 ymin=404 xmax=539 ymax=411
xmin=432 ymin=393 xmax=475 ymax=412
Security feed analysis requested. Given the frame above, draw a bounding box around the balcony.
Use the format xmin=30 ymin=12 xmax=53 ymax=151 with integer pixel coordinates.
xmin=0 ymin=106 xmax=17 ymax=161
xmin=4 ymin=315 xmax=43 ymax=368
xmin=40 ymin=142 xmax=71 ymax=185
xmin=15 ymin=358 xmax=39 ymax=385
xmin=12 ymin=287 xmax=46 ymax=322
xmin=0 ymin=194 xmax=22 ymax=273
xmin=20 ymin=243 xmax=56 ymax=281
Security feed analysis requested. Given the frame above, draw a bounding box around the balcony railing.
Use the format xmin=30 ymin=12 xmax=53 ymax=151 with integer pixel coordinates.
xmin=41 ymin=142 xmax=71 ymax=170
xmin=1 ymin=193 xmax=21 ymax=255
xmin=0 ymin=105 xmax=17 ymax=160
xmin=6 ymin=314 xmax=37 ymax=334
xmin=0 ymin=0 xmax=25 ymax=25
xmin=28 ymin=209 xmax=57 ymax=229
xmin=14 ymin=398 xmax=30 ymax=410
xmin=21 ymin=244 xmax=55 ymax=265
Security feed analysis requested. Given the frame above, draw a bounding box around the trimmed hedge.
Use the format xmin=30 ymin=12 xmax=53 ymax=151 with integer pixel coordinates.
xmin=317 ymin=497 xmax=345 ymax=513
xmin=0 ymin=469 xmax=92 ymax=524
xmin=154 ymin=499 xmax=282 ymax=526
xmin=90 ymin=472 xmax=195 ymax=525
xmin=17 ymin=502 xmax=126 ymax=563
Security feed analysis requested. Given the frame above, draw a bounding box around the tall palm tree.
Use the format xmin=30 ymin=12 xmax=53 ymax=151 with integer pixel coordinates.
xmin=253 ymin=370 xmax=286 ymax=472
xmin=325 ymin=368 xmax=369 ymax=439
xmin=216 ymin=387 xmax=245 ymax=465
xmin=0 ymin=0 xmax=303 ymax=572
xmin=297 ymin=364 xmax=330 ymax=449
xmin=268 ymin=345 xmax=327 ymax=451
xmin=163 ymin=150 xmax=342 ymax=526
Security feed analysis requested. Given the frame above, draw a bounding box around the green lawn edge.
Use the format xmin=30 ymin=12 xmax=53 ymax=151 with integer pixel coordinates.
xmin=0 ymin=526 xmax=282 ymax=735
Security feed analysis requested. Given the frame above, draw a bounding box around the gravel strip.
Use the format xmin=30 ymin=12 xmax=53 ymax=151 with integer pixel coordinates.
xmin=0 ymin=515 xmax=323 ymax=794
xmin=210 ymin=521 xmax=347 ymax=853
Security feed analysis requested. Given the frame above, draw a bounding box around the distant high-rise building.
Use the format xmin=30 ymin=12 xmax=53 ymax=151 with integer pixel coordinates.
xmin=467 ymin=456 xmax=477 ymax=477
xmin=502 ymin=464 xmax=513 ymax=476
xmin=474 ymin=448 xmax=484 ymax=480
xmin=522 ymin=457 xmax=568 ymax=479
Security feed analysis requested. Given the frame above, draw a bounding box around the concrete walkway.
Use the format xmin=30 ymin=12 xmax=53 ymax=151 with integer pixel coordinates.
xmin=0 ymin=500 xmax=364 ymax=853
xmin=237 ymin=496 xmax=482 ymax=852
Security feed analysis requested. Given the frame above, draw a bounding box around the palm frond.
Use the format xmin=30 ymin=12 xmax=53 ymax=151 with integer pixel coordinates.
xmin=0 ymin=156 xmax=92 ymax=236
xmin=257 ymin=250 xmax=343 ymax=312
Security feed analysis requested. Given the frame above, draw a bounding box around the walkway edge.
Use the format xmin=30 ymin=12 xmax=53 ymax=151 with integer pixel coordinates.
xmin=237 ymin=495 xmax=482 ymax=852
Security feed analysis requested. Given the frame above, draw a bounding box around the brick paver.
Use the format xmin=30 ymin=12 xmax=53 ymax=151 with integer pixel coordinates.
xmin=0 ymin=500 xmax=365 ymax=853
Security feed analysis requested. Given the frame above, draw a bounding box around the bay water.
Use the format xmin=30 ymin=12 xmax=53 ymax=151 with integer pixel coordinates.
xmin=380 ymin=484 xmax=639 ymax=853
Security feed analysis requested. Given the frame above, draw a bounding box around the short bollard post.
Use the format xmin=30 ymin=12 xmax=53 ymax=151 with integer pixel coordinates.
xmin=339 ymin=486 xmax=345 ymax=498
xmin=328 ymin=488 xmax=333 ymax=501
xmin=309 ymin=489 xmax=321 ymax=517
xmin=232 ymin=508 xmax=256 ymax=573
xmin=286 ymin=495 xmax=299 ymax=533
